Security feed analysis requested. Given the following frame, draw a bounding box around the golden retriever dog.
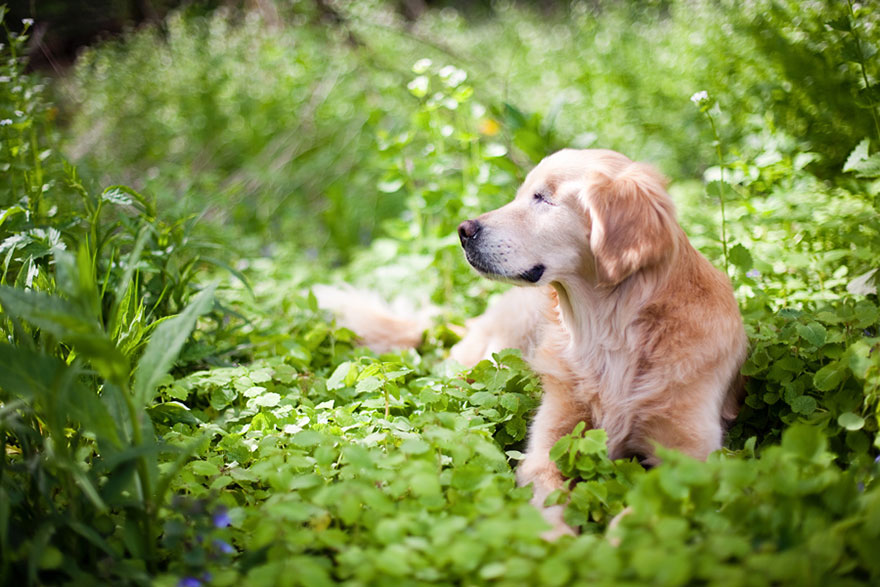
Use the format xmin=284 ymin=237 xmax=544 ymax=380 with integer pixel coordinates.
xmin=318 ymin=148 xmax=747 ymax=538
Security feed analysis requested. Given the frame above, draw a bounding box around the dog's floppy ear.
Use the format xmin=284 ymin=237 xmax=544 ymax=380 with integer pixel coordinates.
xmin=586 ymin=162 xmax=677 ymax=285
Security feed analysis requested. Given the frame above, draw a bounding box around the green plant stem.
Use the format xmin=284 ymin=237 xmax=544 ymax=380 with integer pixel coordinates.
xmin=705 ymin=112 xmax=729 ymax=274
xmin=846 ymin=0 xmax=880 ymax=144
xmin=121 ymin=384 xmax=157 ymax=570
xmin=29 ymin=125 xmax=43 ymax=214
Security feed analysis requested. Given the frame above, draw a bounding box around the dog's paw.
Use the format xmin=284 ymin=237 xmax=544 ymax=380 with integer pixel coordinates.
xmin=540 ymin=521 xmax=578 ymax=542
xmin=606 ymin=505 xmax=633 ymax=547
xmin=537 ymin=503 xmax=578 ymax=541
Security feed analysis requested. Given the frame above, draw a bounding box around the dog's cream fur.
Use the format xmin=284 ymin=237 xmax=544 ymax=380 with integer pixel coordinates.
xmin=319 ymin=148 xmax=747 ymax=537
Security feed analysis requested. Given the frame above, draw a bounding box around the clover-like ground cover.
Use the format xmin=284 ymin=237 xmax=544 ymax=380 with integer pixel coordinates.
xmin=1 ymin=1 xmax=880 ymax=585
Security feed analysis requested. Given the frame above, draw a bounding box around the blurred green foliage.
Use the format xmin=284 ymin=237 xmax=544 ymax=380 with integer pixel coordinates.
xmin=58 ymin=0 xmax=880 ymax=261
xmin=2 ymin=0 xmax=880 ymax=585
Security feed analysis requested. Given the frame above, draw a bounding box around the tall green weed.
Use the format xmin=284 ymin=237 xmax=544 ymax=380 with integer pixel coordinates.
xmin=0 ymin=10 xmax=237 ymax=582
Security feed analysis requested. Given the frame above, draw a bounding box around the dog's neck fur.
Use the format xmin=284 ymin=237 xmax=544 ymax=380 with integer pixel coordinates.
xmin=551 ymin=265 xmax=667 ymax=354
xmin=551 ymin=227 xmax=687 ymax=352
xmin=547 ymin=239 xmax=687 ymax=454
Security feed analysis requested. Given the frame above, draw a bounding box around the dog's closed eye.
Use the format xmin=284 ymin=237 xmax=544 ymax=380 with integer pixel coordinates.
xmin=533 ymin=192 xmax=554 ymax=205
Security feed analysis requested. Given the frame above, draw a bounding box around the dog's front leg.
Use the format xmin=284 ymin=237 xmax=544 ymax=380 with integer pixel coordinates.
xmin=516 ymin=379 xmax=586 ymax=539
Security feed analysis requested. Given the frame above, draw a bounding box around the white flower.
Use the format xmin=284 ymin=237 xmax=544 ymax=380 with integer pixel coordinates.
xmin=439 ymin=65 xmax=467 ymax=87
xmin=22 ymin=18 xmax=34 ymax=27
xmin=412 ymin=58 xmax=432 ymax=74
xmin=690 ymin=90 xmax=709 ymax=105
xmin=0 ymin=119 xmax=12 ymax=126
xmin=407 ymin=75 xmax=429 ymax=98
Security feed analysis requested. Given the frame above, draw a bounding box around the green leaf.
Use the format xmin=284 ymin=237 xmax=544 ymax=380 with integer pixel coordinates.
xmin=0 ymin=285 xmax=129 ymax=384
xmin=190 ymin=460 xmax=221 ymax=477
xmin=400 ymin=438 xmax=431 ymax=455
xmin=843 ymin=138 xmax=880 ymax=178
xmin=480 ymin=562 xmax=507 ymax=580
xmin=102 ymin=184 xmax=153 ymax=215
xmin=847 ymin=340 xmax=874 ymax=379
xmin=837 ymin=412 xmax=865 ymax=431
xmin=110 ymin=226 xmax=150 ymax=336
xmin=790 ymin=395 xmax=817 ymax=415
xmin=469 ymin=391 xmax=498 ymax=408
xmin=813 ymin=361 xmax=845 ymax=391
xmin=356 ymin=376 xmax=382 ymax=394
xmin=728 ymin=243 xmax=753 ymax=271
xmin=781 ymin=425 xmax=827 ymax=462
xmin=38 ymin=546 xmax=63 ymax=570
xmin=147 ymin=401 xmax=200 ymax=426
xmin=0 ymin=343 xmax=122 ymax=450
xmin=133 ymin=283 xmax=216 ymax=406
xmin=377 ymin=178 xmax=404 ymax=193
xmin=796 ymin=322 xmax=826 ymax=348
xmin=0 ymin=205 xmax=25 ymax=229
xmin=853 ymin=301 xmax=879 ymax=328
xmin=826 ymin=17 xmax=851 ymax=31
xmin=253 ymin=392 xmax=281 ymax=407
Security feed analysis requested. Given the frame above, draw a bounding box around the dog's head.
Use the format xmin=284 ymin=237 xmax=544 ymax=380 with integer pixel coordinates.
xmin=458 ymin=149 xmax=678 ymax=287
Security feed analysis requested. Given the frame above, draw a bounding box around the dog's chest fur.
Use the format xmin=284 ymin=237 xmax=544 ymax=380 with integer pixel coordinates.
xmin=527 ymin=288 xmax=646 ymax=452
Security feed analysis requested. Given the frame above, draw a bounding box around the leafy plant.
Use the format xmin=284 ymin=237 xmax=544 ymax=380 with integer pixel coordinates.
xmin=3 ymin=0 xmax=880 ymax=584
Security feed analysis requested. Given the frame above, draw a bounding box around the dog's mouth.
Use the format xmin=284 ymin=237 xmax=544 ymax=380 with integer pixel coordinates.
xmin=464 ymin=249 xmax=545 ymax=285
xmin=518 ymin=264 xmax=545 ymax=283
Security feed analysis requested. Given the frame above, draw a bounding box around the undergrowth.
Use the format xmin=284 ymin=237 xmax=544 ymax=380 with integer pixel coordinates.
xmin=2 ymin=1 xmax=880 ymax=585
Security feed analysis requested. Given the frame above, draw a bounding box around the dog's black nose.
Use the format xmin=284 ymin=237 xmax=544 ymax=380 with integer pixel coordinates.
xmin=458 ymin=220 xmax=481 ymax=244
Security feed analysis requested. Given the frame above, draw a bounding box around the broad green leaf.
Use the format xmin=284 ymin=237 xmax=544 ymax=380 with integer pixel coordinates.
xmin=252 ymin=392 xmax=281 ymax=408
xmin=133 ymin=283 xmax=215 ymax=406
xmin=847 ymin=340 xmax=875 ymax=379
xmin=190 ymin=460 xmax=221 ymax=476
xmin=0 ymin=343 xmax=121 ymax=450
xmin=790 ymin=395 xmax=818 ymax=415
xmin=0 ymin=285 xmax=129 ymax=384
xmin=399 ymin=438 xmax=431 ymax=455
xmin=781 ymin=424 xmax=827 ymax=462
xmin=813 ymin=361 xmax=845 ymax=391
xmin=728 ymin=243 xmax=753 ymax=271
xmin=326 ymin=361 xmax=351 ymax=390
xmin=355 ymin=376 xmax=382 ymax=394
xmin=469 ymin=391 xmax=498 ymax=407
xmin=796 ymin=322 xmax=826 ymax=348
xmin=480 ymin=562 xmax=507 ymax=580
xmin=837 ymin=412 xmax=865 ymax=431
xmin=853 ymin=301 xmax=879 ymax=328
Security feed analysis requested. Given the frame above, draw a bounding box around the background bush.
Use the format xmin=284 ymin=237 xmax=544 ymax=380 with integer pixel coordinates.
xmin=2 ymin=0 xmax=880 ymax=584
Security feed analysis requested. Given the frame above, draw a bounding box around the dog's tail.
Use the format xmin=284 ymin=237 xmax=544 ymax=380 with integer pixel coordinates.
xmin=312 ymin=284 xmax=436 ymax=353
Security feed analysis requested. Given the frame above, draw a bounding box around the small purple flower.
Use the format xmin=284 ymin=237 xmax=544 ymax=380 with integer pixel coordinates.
xmin=858 ymin=482 xmax=865 ymax=492
xmin=874 ymin=455 xmax=880 ymax=464
xmin=746 ymin=269 xmax=761 ymax=279
xmin=212 ymin=507 xmax=231 ymax=528
xmin=178 ymin=578 xmax=201 ymax=587
xmin=213 ymin=539 xmax=235 ymax=555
